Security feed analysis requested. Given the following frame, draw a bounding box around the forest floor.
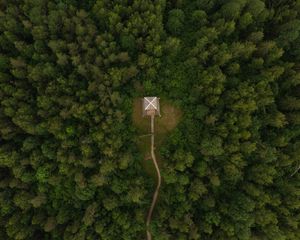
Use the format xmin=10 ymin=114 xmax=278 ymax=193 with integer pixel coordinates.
xmin=132 ymin=98 xmax=182 ymax=177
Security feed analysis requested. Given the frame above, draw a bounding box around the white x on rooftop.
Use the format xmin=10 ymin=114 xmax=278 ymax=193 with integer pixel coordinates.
xmin=145 ymin=97 xmax=157 ymax=110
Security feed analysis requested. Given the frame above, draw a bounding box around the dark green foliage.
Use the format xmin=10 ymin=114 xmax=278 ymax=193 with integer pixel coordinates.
xmin=167 ymin=9 xmax=185 ymax=35
xmin=120 ymin=34 xmax=136 ymax=53
xmin=155 ymin=0 xmax=300 ymax=239
xmin=0 ymin=0 xmax=162 ymax=239
xmin=220 ymin=0 xmax=247 ymax=20
xmin=0 ymin=0 xmax=300 ymax=240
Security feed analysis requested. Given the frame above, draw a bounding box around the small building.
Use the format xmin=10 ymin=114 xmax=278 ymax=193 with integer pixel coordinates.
xmin=143 ymin=97 xmax=161 ymax=117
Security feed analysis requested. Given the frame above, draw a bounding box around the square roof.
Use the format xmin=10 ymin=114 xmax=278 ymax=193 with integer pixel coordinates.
xmin=144 ymin=97 xmax=158 ymax=110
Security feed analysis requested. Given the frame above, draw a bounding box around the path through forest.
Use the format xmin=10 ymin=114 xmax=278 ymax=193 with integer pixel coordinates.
xmin=146 ymin=115 xmax=161 ymax=240
xmin=132 ymin=98 xmax=182 ymax=176
xmin=131 ymin=98 xmax=182 ymax=239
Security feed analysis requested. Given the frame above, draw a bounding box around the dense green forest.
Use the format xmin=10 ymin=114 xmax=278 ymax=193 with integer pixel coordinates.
xmin=0 ymin=0 xmax=300 ymax=239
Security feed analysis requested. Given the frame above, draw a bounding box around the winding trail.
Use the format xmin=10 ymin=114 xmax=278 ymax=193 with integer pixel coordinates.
xmin=146 ymin=115 xmax=161 ymax=240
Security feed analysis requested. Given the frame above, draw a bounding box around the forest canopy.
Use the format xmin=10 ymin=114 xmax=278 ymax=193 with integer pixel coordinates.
xmin=0 ymin=0 xmax=300 ymax=239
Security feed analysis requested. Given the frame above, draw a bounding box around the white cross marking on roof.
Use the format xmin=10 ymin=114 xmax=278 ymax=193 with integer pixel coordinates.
xmin=145 ymin=97 xmax=157 ymax=110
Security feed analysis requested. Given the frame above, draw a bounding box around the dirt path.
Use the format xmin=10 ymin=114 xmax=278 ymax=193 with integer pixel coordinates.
xmin=146 ymin=115 xmax=161 ymax=240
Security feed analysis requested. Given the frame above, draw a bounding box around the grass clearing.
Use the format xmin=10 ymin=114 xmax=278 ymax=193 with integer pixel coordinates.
xmin=132 ymin=97 xmax=182 ymax=176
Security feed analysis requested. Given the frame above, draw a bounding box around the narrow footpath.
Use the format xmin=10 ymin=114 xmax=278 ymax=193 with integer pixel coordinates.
xmin=146 ymin=115 xmax=161 ymax=240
